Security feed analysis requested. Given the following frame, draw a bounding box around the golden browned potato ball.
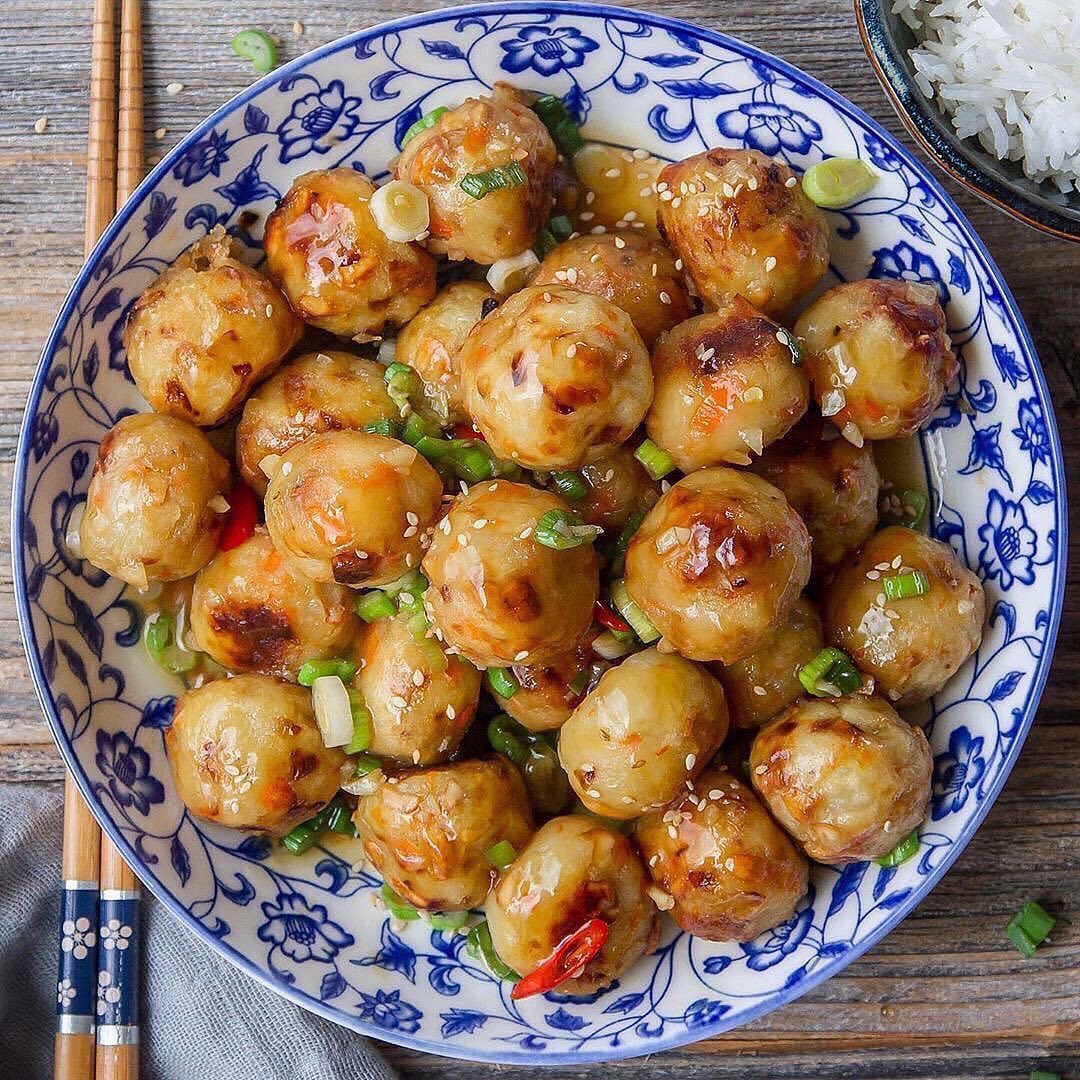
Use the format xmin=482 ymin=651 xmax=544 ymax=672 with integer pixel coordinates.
xmin=263 ymin=430 xmax=443 ymax=588
xmin=635 ymin=768 xmax=808 ymax=941
xmin=570 ymin=142 xmax=666 ymax=237
xmin=711 ymin=596 xmax=823 ymax=729
xmin=795 ymin=278 xmax=957 ymax=443
xmin=190 ymin=528 xmax=358 ymax=680
xmin=749 ymin=695 xmax=932 ymax=864
xmin=458 ymin=284 xmax=653 ymax=470
xmin=657 ymin=148 xmax=829 ymax=318
xmin=422 ymin=480 xmax=599 ymax=668
xmin=531 ymin=232 xmax=693 ymax=348
xmin=822 ymin=526 xmax=985 ymax=708
xmin=486 ymin=816 xmax=658 ymax=994
xmin=79 ymin=413 xmax=230 ymax=588
xmin=394 ymin=281 xmax=498 ymax=425
xmin=578 ymin=445 xmax=659 ymax=534
xmin=394 ymin=84 xmax=556 ymax=264
xmin=486 ymin=630 xmax=597 ymax=733
xmin=166 ymin=674 xmax=347 ymax=835
xmin=264 ymin=167 xmax=436 ymax=340
xmin=235 ymin=351 xmax=398 ymax=497
xmin=750 ymin=412 xmax=881 ymax=579
xmin=558 ymin=649 xmax=729 ymax=819
xmin=624 ymin=468 xmax=812 ymax=664
xmin=123 ymin=227 xmax=303 ymax=427
xmin=355 ymin=757 xmax=534 ymax=911
xmin=353 ymin=611 xmax=481 ymax=766
xmin=646 ymin=296 xmax=809 ymax=471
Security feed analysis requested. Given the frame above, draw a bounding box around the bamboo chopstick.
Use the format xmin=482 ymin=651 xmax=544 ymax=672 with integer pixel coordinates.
xmin=54 ymin=2 xmax=116 ymax=1077
xmin=96 ymin=4 xmax=144 ymax=1080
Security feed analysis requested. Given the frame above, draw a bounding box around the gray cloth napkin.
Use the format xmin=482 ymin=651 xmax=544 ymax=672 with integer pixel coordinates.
xmin=0 ymin=780 xmax=398 ymax=1080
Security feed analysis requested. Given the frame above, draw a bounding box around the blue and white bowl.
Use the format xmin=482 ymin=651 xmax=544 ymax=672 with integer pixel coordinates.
xmin=13 ymin=2 xmax=1066 ymax=1064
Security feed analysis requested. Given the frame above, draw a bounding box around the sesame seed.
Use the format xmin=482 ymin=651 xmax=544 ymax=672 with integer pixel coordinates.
xmin=639 ymin=187 xmax=654 ymax=198
xmin=632 ymin=221 xmax=646 ymax=229
xmin=674 ymin=258 xmax=683 ymax=271
xmin=708 ymin=789 xmax=722 ymax=800
xmin=585 ymin=189 xmax=596 ymax=205
xmin=412 ymin=670 xmax=425 ymax=686
xmin=566 ymin=343 xmax=578 ymax=358
xmin=658 ymin=189 xmax=673 ymax=202
xmin=587 ymin=788 xmax=602 ymax=799
xmin=755 ymin=763 xmax=768 ymax=775
xmin=580 ymin=210 xmax=595 ymax=221
xmin=667 ymin=825 xmax=679 ymax=838
xmin=764 ymin=256 xmax=777 ymax=272
xmin=671 ymin=197 xmax=682 ymax=209
xmin=165 ymin=82 xmax=184 ymax=95
xmin=747 ymin=176 xmax=759 ymax=191
xmin=403 ymin=526 xmax=417 ymax=538
xmin=457 ymin=534 xmax=468 ymax=546
xmin=892 ymin=555 xmax=903 ymax=569
xmin=589 ymin=225 xmax=608 ymax=235
xmin=883 ymin=819 xmax=893 ymax=833
xmin=659 ymin=291 xmax=671 ymax=305
xmin=614 ymin=236 xmax=626 ymax=249
xmin=651 ymin=263 xmax=658 ymax=277
xmin=589 ymin=252 xmax=601 ymax=263
xmin=515 ymin=650 xmax=529 ymax=662
xmin=412 ymin=749 xmax=421 ymax=764
xmin=685 ymin=753 xmax=696 ymax=770
xmin=623 ymin=210 xmax=638 ymax=222
xmin=724 ymin=858 xmax=736 ymax=872
xmin=154 ymin=127 xmax=168 ymax=139
xmin=406 ymin=511 xmax=419 ymax=526
xmin=439 ymin=517 xmax=452 ymax=535
xmin=33 ymin=116 xmax=48 ymax=134
xmin=265 ymin=303 xmax=274 ymax=318
xmin=566 ymin=267 xmax=579 ymax=284
xmin=604 ymin=167 xmax=622 ymax=179
xmin=722 ymin=182 xmax=735 ymax=198
xmin=390 ymin=695 xmax=408 ymax=709
xmin=786 ymin=175 xmax=799 ymax=188
xmin=621 ymin=795 xmax=634 ymax=804
xmin=753 ymin=685 xmax=767 ymax=697
xmin=355 ymin=549 xmax=368 ymax=559
xmin=293 ymin=19 xmax=305 ymax=35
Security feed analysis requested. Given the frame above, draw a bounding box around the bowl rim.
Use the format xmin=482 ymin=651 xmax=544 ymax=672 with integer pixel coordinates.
xmin=853 ymin=0 xmax=1080 ymax=243
xmin=12 ymin=0 xmax=1069 ymax=1064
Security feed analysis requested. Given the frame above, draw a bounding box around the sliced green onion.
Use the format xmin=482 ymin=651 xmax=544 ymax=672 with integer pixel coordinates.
xmin=487 ymin=667 xmax=520 ymax=700
xmin=776 ymin=327 xmax=804 ymax=366
xmin=877 ymin=831 xmax=919 ymax=868
xmin=634 ymin=438 xmax=676 ymax=481
xmin=414 ymin=434 xmax=452 ymax=462
xmin=522 ymin=740 xmax=570 ymax=814
xmin=488 ymin=713 xmax=528 ymax=767
xmin=447 ymin=442 xmax=496 ymax=483
xmin=363 ymin=418 xmax=401 ymax=438
xmin=384 ymin=361 xmax=421 ymax=413
xmin=592 ymin=629 xmax=636 ymax=660
xmin=531 ymin=95 xmax=584 ymax=158
xmin=535 ymin=508 xmax=603 ymax=550
xmin=610 ymin=578 xmax=660 ymax=644
xmin=353 ymin=752 xmax=383 ymax=778
xmin=485 ymin=840 xmax=518 ymax=871
xmin=882 ymin=570 xmax=930 ymax=601
xmin=281 ymin=819 xmax=322 ymax=855
xmin=802 ymin=157 xmax=878 ymax=208
xmin=798 ymin=647 xmax=862 ymax=697
xmin=143 ymin=612 xmax=199 ymax=674
xmin=231 ymin=28 xmax=278 ymax=73
xmin=425 ymin=910 xmax=471 ymax=931
xmin=381 ymin=883 xmax=420 ymax=921
xmin=345 ymin=693 xmax=374 ymax=755
xmin=1007 ymin=901 xmax=1056 ymax=959
xmin=466 ymin=920 xmax=519 ymax=981
xmin=1029 ymin=1071 xmax=1061 ymax=1080
xmin=567 ymin=669 xmax=589 ymax=696
xmin=356 ymin=590 xmax=397 ymax=623
xmin=401 ymin=410 xmax=437 ymax=446
xmin=460 ymin=162 xmax=527 ymax=200
xmin=402 ymin=106 xmax=448 ymax=145
xmin=533 ymin=213 xmax=575 ymax=258
xmin=327 ymin=799 xmax=357 ymax=836
xmin=145 ymin=614 xmax=171 ymax=654
xmin=607 ymin=509 xmax=645 ymax=577
xmin=383 ymin=568 xmax=428 ymax=599
xmin=551 ymin=471 xmax=589 ymax=502
xmin=298 ymin=658 xmax=357 ymax=687
xmin=881 ymin=488 xmax=928 ymax=529
xmin=408 ymin=611 xmax=448 ymax=674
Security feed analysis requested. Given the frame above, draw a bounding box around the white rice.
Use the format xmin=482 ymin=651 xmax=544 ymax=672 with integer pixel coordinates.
xmin=892 ymin=0 xmax=1080 ymax=193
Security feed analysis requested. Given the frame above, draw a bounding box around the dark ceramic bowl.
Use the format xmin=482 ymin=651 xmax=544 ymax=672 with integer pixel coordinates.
xmin=855 ymin=0 xmax=1080 ymax=241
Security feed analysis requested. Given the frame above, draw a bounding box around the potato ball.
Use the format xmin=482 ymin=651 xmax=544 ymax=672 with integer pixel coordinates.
xmin=657 ymin=148 xmax=829 ymax=318
xmin=422 ymin=480 xmax=599 ymax=668
xmin=646 ymin=296 xmax=809 ymax=471
xmin=264 ymin=430 xmax=443 ymax=588
xmin=353 ymin=611 xmax=481 ymax=765
xmin=166 ymin=674 xmax=347 ymax=835
xmin=822 ymin=526 xmax=985 ymax=708
xmin=458 ymin=284 xmax=653 ymax=470
xmin=79 ymin=413 xmax=231 ymax=588
xmin=711 ymin=596 xmax=824 ymax=729
xmin=578 ymin=445 xmax=659 ymax=534
xmin=394 ymin=84 xmax=556 ymax=264
xmin=123 ymin=227 xmax=302 ymax=426
xmin=355 ymin=757 xmax=533 ymax=911
xmin=750 ymin=412 xmax=881 ymax=578
xmin=558 ymin=649 xmax=729 ymax=819
xmin=795 ymin=278 xmax=957 ymax=443
xmin=635 ymin=768 xmax=808 ymax=941
xmin=570 ymin=142 xmax=666 ymax=236
xmin=190 ymin=528 xmax=359 ymax=680
xmin=394 ymin=281 xmax=498 ymax=424
xmin=624 ymin=468 xmax=812 ymax=663
xmin=531 ymin=232 xmax=693 ymax=348
xmin=749 ymin=695 xmax=932 ymax=864
xmin=264 ymin=167 xmax=437 ymax=339
xmin=235 ymin=351 xmax=398 ymax=497
xmin=486 ymin=816 xmax=658 ymax=994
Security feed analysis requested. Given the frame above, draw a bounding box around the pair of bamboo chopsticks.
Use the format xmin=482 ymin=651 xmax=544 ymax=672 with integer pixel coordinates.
xmin=55 ymin=2 xmax=144 ymax=1079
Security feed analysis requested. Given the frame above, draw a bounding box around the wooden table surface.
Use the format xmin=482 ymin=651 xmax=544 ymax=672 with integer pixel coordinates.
xmin=1 ymin=1 xmax=1077 ymax=1076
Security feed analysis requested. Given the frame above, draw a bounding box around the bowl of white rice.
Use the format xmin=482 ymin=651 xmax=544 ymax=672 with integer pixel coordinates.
xmin=856 ymin=0 xmax=1080 ymax=241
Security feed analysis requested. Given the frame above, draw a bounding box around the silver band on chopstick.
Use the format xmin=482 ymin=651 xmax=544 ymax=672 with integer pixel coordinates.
xmin=97 ymin=1024 xmax=140 ymax=1046
xmin=57 ymin=1014 xmax=95 ymax=1035
xmin=100 ymin=888 xmax=140 ymax=901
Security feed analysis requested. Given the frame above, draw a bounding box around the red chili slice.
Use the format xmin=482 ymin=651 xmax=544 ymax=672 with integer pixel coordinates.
xmin=219 ymin=479 xmax=259 ymax=551
xmin=451 ymin=421 xmax=485 ymax=441
xmin=593 ymin=600 xmax=631 ymax=634
xmin=510 ymin=918 xmax=609 ymax=1000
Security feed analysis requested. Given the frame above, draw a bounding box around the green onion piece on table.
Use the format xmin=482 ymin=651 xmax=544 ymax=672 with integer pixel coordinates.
xmin=530 ymin=95 xmax=584 ymax=158
xmin=487 ymin=667 xmax=520 ymax=700
xmin=607 ymin=509 xmax=645 ymax=578
xmin=230 ymin=28 xmax=278 ymax=73
xmin=485 ymin=840 xmax=518 ymax=871
xmin=355 ymin=590 xmax=397 ymax=623
xmin=802 ymin=157 xmax=878 ymax=208
xmin=401 ymin=106 xmax=448 ymax=145
xmin=634 ymin=438 xmax=676 ymax=481
xmin=459 ymin=162 xmax=527 ymax=200
xmin=881 ymin=488 xmax=928 ymax=529
xmin=425 ymin=910 xmax=471 ymax=932
xmin=1006 ymin=900 xmax=1056 ymax=959
xmin=882 ymin=570 xmax=930 ymax=601
xmin=362 ymin=418 xmax=401 ymax=438
xmin=551 ymin=470 xmax=589 ymax=501
xmin=466 ymin=921 xmax=519 ymax=981
xmin=876 ymin=831 xmax=919 ymax=868
xmin=798 ymin=647 xmax=862 ymax=697
xmin=609 ymin=578 xmax=660 ymax=644
xmin=381 ymin=883 xmax=420 ymax=921
xmin=297 ymin=658 xmax=357 ymax=687
xmin=534 ymin=509 xmax=603 ymax=550
xmin=345 ymin=694 xmax=374 ymax=755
